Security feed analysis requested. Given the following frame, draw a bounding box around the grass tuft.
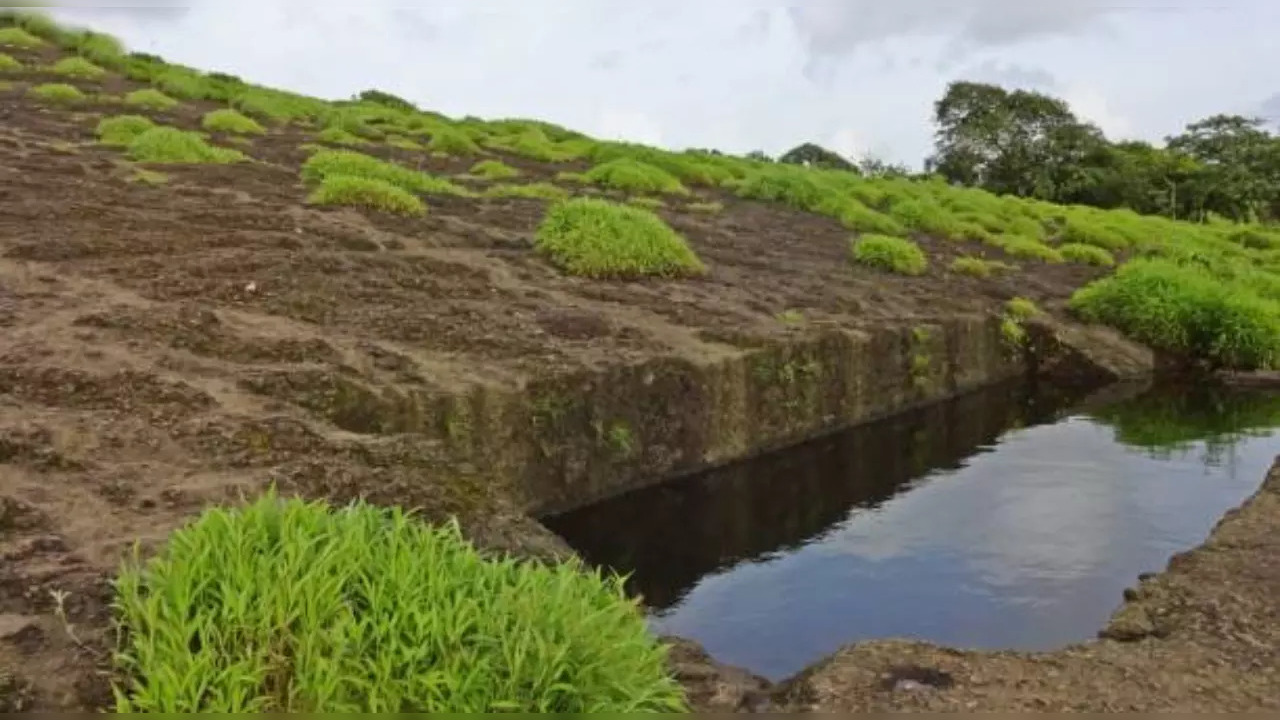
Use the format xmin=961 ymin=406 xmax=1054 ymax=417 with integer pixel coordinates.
xmin=202 ymin=108 xmax=266 ymax=135
xmin=583 ymin=159 xmax=689 ymax=196
xmin=123 ymin=88 xmax=178 ymax=111
xmin=469 ymin=159 xmax=520 ymax=180
xmin=0 ymin=26 xmax=44 ymax=49
xmin=1006 ymin=297 xmax=1041 ymax=321
xmin=990 ymin=233 xmax=1065 ymax=263
xmin=1059 ymin=242 xmax=1116 ymax=267
xmin=535 ymin=197 xmax=706 ymax=278
xmin=427 ymin=127 xmax=481 ymax=155
xmin=110 ymin=492 xmax=685 ymax=712
xmin=307 ymin=174 xmax=426 ymax=216
xmin=50 ymin=56 xmax=106 ymax=79
xmin=950 ymin=256 xmax=1015 ymax=278
xmin=27 ymin=82 xmax=84 ymax=103
xmin=126 ymin=126 xmax=247 ymax=164
xmin=96 ymin=114 xmax=156 ymax=146
xmin=850 ymin=234 xmax=928 ymax=276
xmin=0 ymin=51 xmax=21 ymax=71
xmin=301 ymin=149 xmax=472 ymax=196
xmin=1070 ymin=258 xmax=1280 ymax=370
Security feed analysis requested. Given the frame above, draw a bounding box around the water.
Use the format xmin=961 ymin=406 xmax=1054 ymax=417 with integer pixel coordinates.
xmin=543 ymin=381 xmax=1280 ymax=682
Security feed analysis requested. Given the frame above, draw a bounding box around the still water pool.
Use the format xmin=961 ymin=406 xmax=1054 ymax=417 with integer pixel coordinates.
xmin=545 ymin=381 xmax=1280 ymax=681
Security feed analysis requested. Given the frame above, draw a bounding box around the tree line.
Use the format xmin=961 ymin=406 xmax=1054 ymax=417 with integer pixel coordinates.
xmin=756 ymin=81 xmax=1280 ymax=224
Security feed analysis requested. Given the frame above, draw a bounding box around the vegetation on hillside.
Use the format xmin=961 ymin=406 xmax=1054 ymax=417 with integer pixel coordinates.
xmin=111 ymin=494 xmax=685 ymax=712
xmin=535 ymin=198 xmax=706 ymax=278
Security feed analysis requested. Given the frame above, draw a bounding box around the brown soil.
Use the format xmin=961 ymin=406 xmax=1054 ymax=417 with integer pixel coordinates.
xmin=0 ymin=45 xmax=1271 ymax=712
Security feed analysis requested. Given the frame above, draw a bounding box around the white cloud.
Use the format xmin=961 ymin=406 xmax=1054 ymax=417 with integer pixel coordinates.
xmin=45 ymin=0 xmax=1280 ymax=168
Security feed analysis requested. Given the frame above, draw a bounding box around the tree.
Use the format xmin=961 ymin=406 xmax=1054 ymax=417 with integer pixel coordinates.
xmin=857 ymin=155 xmax=913 ymax=179
xmin=1166 ymin=114 xmax=1280 ymax=221
xmin=778 ymin=142 xmax=857 ymax=172
xmin=745 ymin=150 xmax=773 ymax=162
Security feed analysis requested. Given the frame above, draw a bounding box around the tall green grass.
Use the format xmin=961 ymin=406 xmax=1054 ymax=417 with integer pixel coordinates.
xmin=27 ymin=83 xmax=84 ymax=103
xmin=535 ymin=197 xmax=706 ymax=278
xmin=301 ymin=149 xmax=472 ymax=197
xmin=850 ymin=235 xmax=928 ymax=276
xmin=0 ymin=26 xmax=44 ymax=49
xmin=96 ymin=115 xmax=156 ymax=146
xmin=50 ymin=56 xmax=107 ymax=79
xmin=0 ymin=52 xmax=20 ymax=71
xmin=307 ymin=175 xmax=426 ymax=216
xmin=111 ymin=493 xmax=685 ymax=712
xmin=123 ymin=88 xmax=178 ymax=111
xmin=202 ymin=108 xmax=266 ymax=135
xmin=583 ymin=159 xmax=689 ymax=196
xmin=126 ymin=127 xmax=247 ymax=164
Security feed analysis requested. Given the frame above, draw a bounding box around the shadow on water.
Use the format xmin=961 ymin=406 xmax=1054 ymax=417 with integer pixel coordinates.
xmin=543 ymin=380 xmax=1280 ymax=681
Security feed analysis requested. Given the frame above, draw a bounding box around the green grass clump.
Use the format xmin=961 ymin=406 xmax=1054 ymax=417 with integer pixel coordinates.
xmin=583 ymin=159 xmax=689 ymax=196
xmin=301 ymin=149 xmax=471 ymax=196
xmin=123 ymin=88 xmax=178 ymax=111
xmin=627 ymin=196 xmax=666 ymax=210
xmin=534 ymin=197 xmax=706 ymax=279
xmin=469 ymin=159 xmax=520 ymax=180
xmin=126 ymin=127 xmax=247 ymax=164
xmin=152 ymin=66 xmax=217 ymax=100
xmin=316 ymin=126 xmax=369 ymax=146
xmin=850 ymin=234 xmax=928 ymax=276
xmin=1070 ymin=258 xmax=1280 ymax=370
xmin=1059 ymin=242 xmax=1116 ymax=267
xmin=950 ymin=256 xmax=1015 ymax=278
xmin=886 ymin=197 xmax=965 ymax=239
xmin=96 ymin=114 xmax=156 ymax=146
xmin=1058 ymin=216 xmax=1131 ymax=251
xmin=835 ymin=199 xmax=908 ymax=235
xmin=27 ymin=82 xmax=84 ymax=103
xmin=0 ymin=26 xmax=44 ymax=49
xmin=485 ymin=182 xmax=571 ymax=201
xmin=202 ymin=108 xmax=266 ymax=135
xmin=734 ymin=167 xmax=829 ymax=212
xmin=111 ymin=493 xmax=684 ymax=712
xmin=427 ymin=127 xmax=481 ymax=155
xmin=0 ymin=52 xmax=21 ymax=71
xmin=233 ymin=88 xmax=328 ymax=123
xmin=50 ymin=56 xmax=106 ymax=80
xmin=991 ymin=233 xmax=1065 ymax=263
xmin=1006 ymin=297 xmax=1041 ymax=321
xmin=1229 ymin=226 xmax=1280 ymax=250
xmin=307 ymin=174 xmax=426 ymax=216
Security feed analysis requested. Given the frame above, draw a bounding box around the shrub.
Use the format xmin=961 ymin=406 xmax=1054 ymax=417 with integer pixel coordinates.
xmin=0 ymin=26 xmax=44 ymax=49
xmin=123 ymin=88 xmax=178 ymax=111
xmin=991 ymin=234 xmax=1065 ymax=263
xmin=535 ymin=197 xmax=706 ymax=278
xmin=307 ymin=175 xmax=426 ymax=216
xmin=886 ymin=197 xmax=965 ymax=239
xmin=96 ymin=115 xmax=156 ymax=146
xmin=734 ymin=168 xmax=829 ymax=212
xmin=427 ymin=127 xmax=481 ymax=155
xmin=202 ymin=108 xmax=266 ymax=135
xmin=70 ymin=31 xmax=127 ymax=67
xmin=583 ymin=159 xmax=689 ymax=196
xmin=850 ymin=234 xmax=928 ymax=276
xmin=1069 ymin=258 xmax=1280 ymax=370
xmin=111 ymin=493 xmax=684 ymax=712
xmin=470 ymin=159 xmax=520 ymax=180
xmin=301 ymin=149 xmax=471 ymax=196
xmin=835 ymin=199 xmax=908 ymax=235
xmin=0 ymin=52 xmax=21 ymax=71
xmin=357 ymin=88 xmax=417 ymax=112
xmin=127 ymin=127 xmax=247 ymax=164
xmin=1060 ymin=242 xmax=1116 ymax=267
xmin=50 ymin=56 xmax=106 ymax=79
xmin=27 ymin=82 xmax=84 ymax=103
xmin=485 ymin=182 xmax=570 ymax=201
xmin=1229 ymin=226 xmax=1280 ymax=251
xmin=950 ymin=256 xmax=1015 ymax=278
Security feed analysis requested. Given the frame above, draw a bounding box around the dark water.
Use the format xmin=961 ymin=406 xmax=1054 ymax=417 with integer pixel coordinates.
xmin=544 ymin=381 xmax=1280 ymax=682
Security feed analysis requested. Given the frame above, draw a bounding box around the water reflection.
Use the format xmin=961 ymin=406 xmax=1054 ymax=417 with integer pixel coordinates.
xmin=545 ymin=383 xmax=1280 ymax=681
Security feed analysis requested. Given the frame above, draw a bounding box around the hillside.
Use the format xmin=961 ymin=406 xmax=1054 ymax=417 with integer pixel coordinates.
xmin=0 ymin=10 xmax=1278 ymax=713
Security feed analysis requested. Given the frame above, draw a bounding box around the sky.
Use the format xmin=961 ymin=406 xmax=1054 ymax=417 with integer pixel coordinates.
xmin=42 ymin=1 xmax=1280 ymax=169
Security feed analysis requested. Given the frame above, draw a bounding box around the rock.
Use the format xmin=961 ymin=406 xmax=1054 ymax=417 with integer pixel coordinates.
xmin=1026 ymin=318 xmax=1155 ymax=388
xmin=661 ymin=636 xmax=772 ymax=712
xmin=1101 ymin=604 xmax=1157 ymax=641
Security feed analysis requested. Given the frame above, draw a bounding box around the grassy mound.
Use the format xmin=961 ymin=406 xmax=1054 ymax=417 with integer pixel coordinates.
xmin=851 ymin=234 xmax=928 ymax=276
xmin=0 ymin=52 xmax=21 ymax=71
xmin=0 ymin=26 xmax=43 ymax=49
xmin=1070 ymin=258 xmax=1280 ymax=370
xmin=111 ymin=494 xmax=685 ymax=713
xmin=96 ymin=115 xmax=156 ymax=146
xmin=50 ymin=56 xmax=106 ymax=79
xmin=486 ymin=182 xmax=570 ymax=201
xmin=126 ymin=127 xmax=247 ymax=164
xmin=202 ymin=108 xmax=265 ymax=135
xmin=470 ymin=159 xmax=520 ymax=180
xmin=123 ymin=88 xmax=178 ymax=111
xmin=27 ymin=82 xmax=84 ymax=103
xmin=583 ymin=159 xmax=689 ymax=196
xmin=950 ymin=256 xmax=1014 ymax=277
xmin=427 ymin=127 xmax=481 ymax=155
xmin=835 ymin=200 xmax=908 ymax=235
xmin=535 ymin=197 xmax=706 ymax=278
xmin=307 ymin=175 xmax=426 ymax=216
xmin=301 ymin=149 xmax=471 ymax=196
xmin=1059 ymin=242 xmax=1116 ymax=267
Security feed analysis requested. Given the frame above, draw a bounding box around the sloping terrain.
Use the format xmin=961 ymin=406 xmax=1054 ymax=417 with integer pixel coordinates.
xmin=0 ymin=14 xmax=1277 ymax=712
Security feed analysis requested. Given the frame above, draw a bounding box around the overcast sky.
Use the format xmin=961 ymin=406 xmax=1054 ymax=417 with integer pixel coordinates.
xmin=46 ymin=1 xmax=1280 ymax=168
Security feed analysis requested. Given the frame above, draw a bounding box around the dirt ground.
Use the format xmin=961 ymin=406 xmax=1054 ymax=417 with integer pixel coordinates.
xmin=1 ymin=47 xmax=1271 ymax=712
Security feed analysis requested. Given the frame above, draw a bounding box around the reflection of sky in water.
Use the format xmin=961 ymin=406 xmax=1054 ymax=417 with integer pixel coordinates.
xmin=650 ymin=415 xmax=1279 ymax=682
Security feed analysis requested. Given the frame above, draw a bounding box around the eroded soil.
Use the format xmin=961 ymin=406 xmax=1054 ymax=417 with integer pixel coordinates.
xmin=2 ymin=46 xmax=1270 ymax=712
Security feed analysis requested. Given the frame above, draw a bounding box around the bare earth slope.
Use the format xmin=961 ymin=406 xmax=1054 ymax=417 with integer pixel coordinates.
xmin=0 ymin=43 xmax=1276 ymax=712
